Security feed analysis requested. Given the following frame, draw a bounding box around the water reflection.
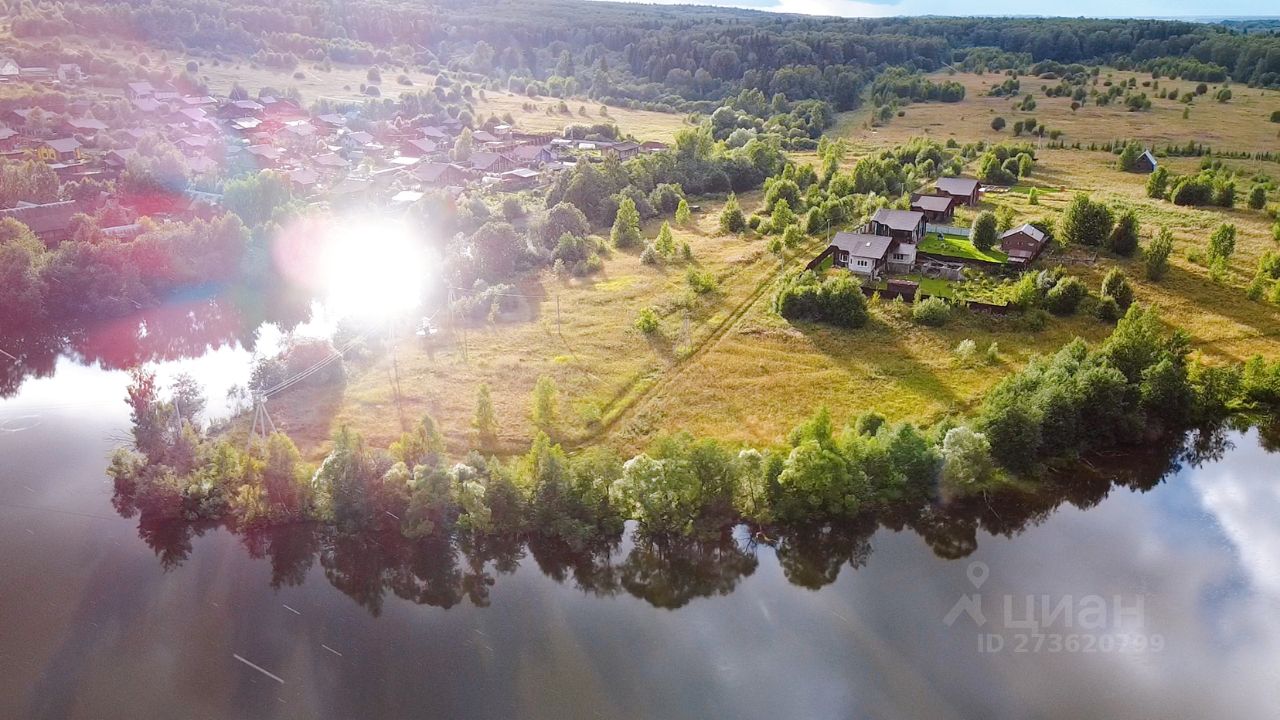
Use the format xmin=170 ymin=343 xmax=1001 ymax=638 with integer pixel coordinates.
xmin=0 ymin=283 xmax=312 ymax=399
xmin=112 ymin=422 xmax=1270 ymax=615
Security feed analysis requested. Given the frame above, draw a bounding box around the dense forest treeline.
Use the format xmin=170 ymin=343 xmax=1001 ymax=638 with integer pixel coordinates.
xmin=6 ymin=0 xmax=1280 ymax=115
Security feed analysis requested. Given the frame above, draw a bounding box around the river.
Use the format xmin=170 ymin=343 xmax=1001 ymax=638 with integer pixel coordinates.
xmin=1 ymin=320 xmax=1278 ymax=719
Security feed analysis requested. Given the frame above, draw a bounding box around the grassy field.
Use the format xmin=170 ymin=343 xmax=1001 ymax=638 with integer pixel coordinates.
xmin=269 ymin=193 xmax=793 ymax=457
xmin=267 ymin=145 xmax=1280 ymax=457
xmin=834 ymin=68 xmax=1280 ymax=154
xmin=919 ymin=233 xmax=1009 ymax=263
xmin=597 ymin=147 xmax=1280 ymax=451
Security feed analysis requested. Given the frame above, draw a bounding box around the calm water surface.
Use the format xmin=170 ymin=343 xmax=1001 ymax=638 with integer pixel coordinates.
xmin=1 ymin=342 xmax=1279 ymax=719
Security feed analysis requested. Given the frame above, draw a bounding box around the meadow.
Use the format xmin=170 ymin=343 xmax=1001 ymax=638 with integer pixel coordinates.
xmin=100 ymin=53 xmax=1278 ymax=457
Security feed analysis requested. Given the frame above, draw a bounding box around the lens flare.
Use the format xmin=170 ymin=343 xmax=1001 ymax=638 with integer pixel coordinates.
xmin=317 ymin=218 xmax=429 ymax=320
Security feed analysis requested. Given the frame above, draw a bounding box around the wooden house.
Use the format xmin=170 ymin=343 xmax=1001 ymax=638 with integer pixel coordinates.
xmin=1133 ymin=150 xmax=1158 ymax=174
xmin=606 ymin=141 xmax=641 ymax=161
xmin=867 ymin=208 xmax=926 ymax=244
xmin=470 ymin=151 xmax=514 ymax=175
xmin=126 ymin=81 xmax=156 ymax=99
xmin=910 ymin=194 xmax=954 ymax=222
xmin=409 ymin=162 xmax=468 ymax=187
xmin=509 ymin=143 xmax=555 ymax=168
xmin=999 ymin=224 xmax=1048 ymax=266
xmin=401 ymin=137 xmax=439 ymax=157
xmin=39 ymin=137 xmax=82 ymax=163
xmin=0 ymin=126 xmax=19 ymax=152
xmin=0 ymin=200 xmax=80 ymax=243
xmin=828 ymin=232 xmax=892 ymax=281
xmin=933 ymin=177 xmax=981 ymax=207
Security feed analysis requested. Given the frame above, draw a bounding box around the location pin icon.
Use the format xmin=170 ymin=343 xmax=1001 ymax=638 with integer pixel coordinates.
xmin=967 ymin=561 xmax=989 ymax=590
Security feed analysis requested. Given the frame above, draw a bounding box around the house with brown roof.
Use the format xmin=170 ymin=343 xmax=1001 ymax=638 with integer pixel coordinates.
xmin=409 ymin=162 xmax=468 ymax=187
xmin=287 ymin=167 xmax=320 ymax=192
xmin=0 ymin=126 xmax=19 ymax=152
xmin=999 ymin=224 xmax=1048 ymax=266
xmin=314 ymin=152 xmax=350 ymax=171
xmin=910 ymin=194 xmax=954 ymax=222
xmin=469 ymin=151 xmax=514 ymax=174
xmin=126 ymin=81 xmax=155 ymax=99
xmin=63 ymin=116 xmax=108 ymax=134
xmin=401 ymin=137 xmax=439 ymax=157
xmin=39 ymin=137 xmax=82 ymax=163
xmin=640 ymin=140 xmax=669 ymax=154
xmin=606 ymin=141 xmax=641 ymax=161
xmin=131 ymin=97 xmax=163 ymax=114
xmin=244 ymin=145 xmax=285 ymax=168
xmin=0 ymin=200 xmax=80 ymax=243
xmin=933 ymin=177 xmax=981 ymax=207
xmin=509 ymin=143 xmax=555 ymax=167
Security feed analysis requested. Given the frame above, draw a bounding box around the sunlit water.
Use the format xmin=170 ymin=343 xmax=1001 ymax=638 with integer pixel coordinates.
xmin=1 ymin=342 xmax=1278 ymax=718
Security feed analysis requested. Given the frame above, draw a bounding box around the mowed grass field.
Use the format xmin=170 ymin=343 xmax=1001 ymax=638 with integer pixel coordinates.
xmin=833 ymin=68 xmax=1280 ymax=153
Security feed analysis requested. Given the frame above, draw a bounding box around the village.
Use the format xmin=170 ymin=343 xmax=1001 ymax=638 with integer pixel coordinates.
xmin=0 ymin=57 xmax=670 ymax=245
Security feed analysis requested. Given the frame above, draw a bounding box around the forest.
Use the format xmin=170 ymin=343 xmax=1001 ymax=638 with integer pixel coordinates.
xmin=6 ymin=0 xmax=1280 ymax=120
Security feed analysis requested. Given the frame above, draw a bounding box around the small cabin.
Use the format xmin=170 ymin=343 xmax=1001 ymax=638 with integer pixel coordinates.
xmin=1133 ymin=150 xmax=1158 ymax=174
xmin=934 ymin=177 xmax=981 ymax=207
xmin=999 ymin=224 xmax=1048 ymax=266
xmin=910 ymin=194 xmax=954 ymax=222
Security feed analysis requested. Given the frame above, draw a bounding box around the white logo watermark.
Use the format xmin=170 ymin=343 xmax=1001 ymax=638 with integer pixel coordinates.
xmin=944 ymin=562 xmax=1164 ymax=654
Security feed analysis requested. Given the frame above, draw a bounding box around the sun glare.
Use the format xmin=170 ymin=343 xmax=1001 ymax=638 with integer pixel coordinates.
xmin=318 ymin=218 xmax=429 ymax=321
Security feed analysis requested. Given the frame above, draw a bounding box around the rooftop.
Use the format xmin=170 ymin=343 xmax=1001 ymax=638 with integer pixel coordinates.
xmin=935 ymin=176 xmax=980 ymax=196
xmin=831 ymin=232 xmax=893 ymax=260
xmin=870 ymin=208 xmax=925 ymax=232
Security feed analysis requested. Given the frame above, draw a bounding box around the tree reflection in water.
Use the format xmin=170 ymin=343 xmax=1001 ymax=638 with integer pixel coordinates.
xmin=0 ymin=284 xmax=311 ymax=399
xmin=113 ymin=420 xmax=1269 ymax=615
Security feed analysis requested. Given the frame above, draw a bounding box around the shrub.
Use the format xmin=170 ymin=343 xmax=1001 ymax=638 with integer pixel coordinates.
xmin=782 ymin=223 xmax=805 ymax=248
xmin=1107 ymin=209 xmax=1140 ymax=256
xmin=675 ymin=198 xmax=692 ymax=226
xmin=1272 ymin=110 xmax=1280 ymax=123
xmin=1207 ymin=223 xmax=1237 ymax=264
xmin=1170 ymin=177 xmax=1214 ymax=206
xmin=611 ymin=197 xmax=642 ymax=249
xmin=954 ymin=339 xmax=978 ymax=365
xmin=634 ymin=307 xmax=661 ymax=334
xmin=1060 ymin=193 xmax=1113 ymax=246
xmin=1045 ymin=276 xmax=1088 ymax=315
xmin=1028 ymin=187 xmax=1039 ymax=205
xmin=640 ymin=244 xmax=660 ymax=265
xmin=991 ymin=116 xmax=1006 ymax=131
xmin=1146 ymin=166 xmax=1169 ymax=199
xmin=912 ymin=296 xmax=952 ymax=327
xmin=1117 ymin=141 xmax=1143 ymax=171
xmin=719 ymin=194 xmax=746 ymax=234
xmin=971 ymin=211 xmax=998 ymax=251
xmin=1248 ymin=185 xmax=1267 ymax=210
xmin=686 ymin=267 xmax=717 ymax=294
xmin=775 ymin=271 xmax=869 ymax=328
xmin=1100 ymin=268 xmax=1134 ymax=308
xmin=649 ymin=183 xmax=685 ymax=215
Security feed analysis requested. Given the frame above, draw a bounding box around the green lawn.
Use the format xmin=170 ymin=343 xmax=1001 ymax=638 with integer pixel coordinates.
xmin=919 ymin=233 xmax=1009 ymax=264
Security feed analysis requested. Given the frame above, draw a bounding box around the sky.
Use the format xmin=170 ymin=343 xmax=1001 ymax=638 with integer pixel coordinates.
xmin=604 ymin=0 xmax=1280 ymax=19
